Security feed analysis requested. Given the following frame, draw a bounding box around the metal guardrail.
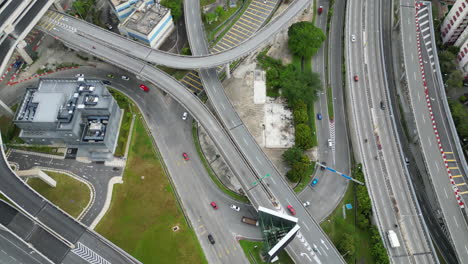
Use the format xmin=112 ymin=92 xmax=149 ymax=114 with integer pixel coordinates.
xmin=425 ymin=1 xmax=468 ymax=213
xmin=379 ymin=0 xmax=438 ymax=261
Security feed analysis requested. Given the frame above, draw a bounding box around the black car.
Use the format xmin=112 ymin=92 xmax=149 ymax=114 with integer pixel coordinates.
xmin=380 ymin=101 xmax=385 ymax=110
xmin=102 ymin=80 xmax=111 ymax=85
xmin=208 ymin=234 xmax=215 ymax=245
xmin=320 ymin=162 xmax=326 ymax=171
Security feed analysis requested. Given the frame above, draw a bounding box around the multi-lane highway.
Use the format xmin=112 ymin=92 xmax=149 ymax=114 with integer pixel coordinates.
xmin=346 ymin=0 xmax=436 ymax=263
xmin=399 ymin=0 xmax=468 ymax=262
xmin=39 ymin=0 xmax=311 ymax=70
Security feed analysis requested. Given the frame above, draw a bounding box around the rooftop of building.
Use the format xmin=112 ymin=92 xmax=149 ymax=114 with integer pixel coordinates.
xmin=121 ymin=2 xmax=170 ymax=35
xmin=15 ymin=78 xmax=114 ymax=128
xmin=110 ymin=0 xmax=136 ymax=7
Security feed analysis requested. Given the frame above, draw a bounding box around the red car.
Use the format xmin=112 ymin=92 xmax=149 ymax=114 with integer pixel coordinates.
xmin=354 ymin=75 xmax=359 ymax=82
xmin=287 ymin=205 xmax=296 ymax=215
xmin=210 ymin=202 xmax=218 ymax=209
xmin=318 ymin=6 xmax=323 ymax=14
xmin=139 ymin=84 xmax=149 ymax=92
xmin=182 ymin=152 xmax=189 ymax=160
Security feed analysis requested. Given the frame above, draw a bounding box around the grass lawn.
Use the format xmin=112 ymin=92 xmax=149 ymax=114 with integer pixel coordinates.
xmin=95 ymin=116 xmax=207 ymax=264
xmin=157 ymin=66 xmax=189 ymax=80
xmin=207 ymin=0 xmax=250 ymax=43
xmin=192 ymin=124 xmax=249 ymax=203
xmin=201 ymin=0 xmax=216 ymax=6
xmin=108 ymin=88 xmax=136 ymax=157
xmin=320 ymin=182 xmax=373 ymax=263
xmin=240 ymin=240 xmax=294 ymax=264
xmin=27 ymin=171 xmax=90 ymax=218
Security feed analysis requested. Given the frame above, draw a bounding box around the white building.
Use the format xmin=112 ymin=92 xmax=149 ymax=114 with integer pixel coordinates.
xmin=441 ymin=0 xmax=468 ymax=45
xmin=118 ymin=2 xmax=174 ymax=48
xmin=109 ymin=0 xmax=155 ymax=21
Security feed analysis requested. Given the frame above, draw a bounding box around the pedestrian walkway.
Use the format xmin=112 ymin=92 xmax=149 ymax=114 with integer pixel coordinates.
xmin=9 ymin=149 xmax=64 ymax=159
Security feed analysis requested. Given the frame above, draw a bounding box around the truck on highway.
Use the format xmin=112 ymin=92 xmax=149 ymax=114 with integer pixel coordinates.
xmin=241 ymin=216 xmax=259 ymax=226
xmin=387 ymin=230 xmax=400 ymax=248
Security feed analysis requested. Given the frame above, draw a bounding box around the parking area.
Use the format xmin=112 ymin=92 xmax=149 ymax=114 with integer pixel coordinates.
xmin=180 ymin=0 xmax=279 ymax=94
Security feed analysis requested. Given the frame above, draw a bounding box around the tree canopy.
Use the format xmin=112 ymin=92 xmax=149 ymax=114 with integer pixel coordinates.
xmin=282 ymin=146 xmax=303 ymax=167
xmin=295 ymin=123 xmax=314 ymax=150
xmin=161 ymin=0 xmax=182 ymax=21
xmin=285 ymin=155 xmax=310 ymax=182
xmin=288 ymin=21 xmax=326 ymax=58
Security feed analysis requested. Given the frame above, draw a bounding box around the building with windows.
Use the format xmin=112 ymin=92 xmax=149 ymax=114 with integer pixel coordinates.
xmin=118 ymin=1 xmax=174 ymax=48
xmin=14 ymin=77 xmax=123 ymax=161
xmin=441 ymin=0 xmax=468 ymax=45
xmin=109 ymin=0 xmax=155 ymax=21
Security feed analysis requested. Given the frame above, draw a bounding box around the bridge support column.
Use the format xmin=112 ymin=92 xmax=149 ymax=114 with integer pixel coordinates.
xmin=53 ymin=1 xmax=64 ymax=12
xmin=225 ymin=63 xmax=231 ymax=79
xmin=16 ymin=40 xmax=33 ymax=65
xmin=0 ymin=100 xmax=14 ymax=118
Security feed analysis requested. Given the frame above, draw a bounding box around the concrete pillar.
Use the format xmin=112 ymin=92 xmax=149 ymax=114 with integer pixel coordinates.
xmin=225 ymin=63 xmax=231 ymax=79
xmin=16 ymin=40 xmax=33 ymax=65
xmin=53 ymin=1 xmax=64 ymax=12
xmin=17 ymin=169 xmax=57 ymax=187
xmin=0 ymin=100 xmax=14 ymax=118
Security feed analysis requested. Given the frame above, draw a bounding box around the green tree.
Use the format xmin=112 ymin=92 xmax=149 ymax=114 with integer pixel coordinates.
xmin=439 ymin=50 xmax=457 ymax=76
xmin=338 ymin=234 xmax=356 ymax=257
xmin=161 ymin=0 xmax=182 ymax=21
xmin=288 ymin=21 xmax=326 ymax=58
xmin=447 ymin=45 xmax=461 ymax=56
xmin=215 ymin=5 xmax=225 ymax=17
xmin=282 ymin=146 xmax=303 ymax=166
xmin=286 ymin=155 xmax=310 ymax=182
xmin=204 ymin=12 xmax=217 ymax=24
xmin=295 ymin=123 xmax=313 ymax=150
xmin=446 ymin=70 xmax=464 ymax=90
xmin=282 ymin=70 xmax=321 ymax=107
xmin=293 ymin=100 xmax=308 ymax=124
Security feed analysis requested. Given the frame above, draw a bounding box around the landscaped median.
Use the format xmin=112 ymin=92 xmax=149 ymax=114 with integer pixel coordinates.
xmin=240 ymin=240 xmax=294 ymax=263
xmin=192 ymin=123 xmax=249 ymax=203
xmin=320 ymin=164 xmax=389 ymax=263
xmin=95 ymin=115 xmax=207 ymax=263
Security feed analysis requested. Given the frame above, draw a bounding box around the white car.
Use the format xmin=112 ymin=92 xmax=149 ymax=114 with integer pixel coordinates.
xmin=121 ymin=75 xmax=130 ymax=81
xmin=351 ymin=34 xmax=356 ymax=42
xmin=75 ymin=73 xmax=84 ymax=78
xmin=182 ymin=112 xmax=188 ymax=120
xmin=328 ymin=139 xmax=333 ymax=148
xmin=230 ymin=204 xmax=240 ymax=212
xmin=303 ymin=201 xmax=310 ymax=207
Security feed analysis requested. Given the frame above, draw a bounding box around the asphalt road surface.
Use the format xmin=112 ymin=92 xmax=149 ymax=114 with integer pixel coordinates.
xmin=400 ymin=0 xmax=468 ymax=262
xmin=347 ymin=0 xmax=436 ymax=263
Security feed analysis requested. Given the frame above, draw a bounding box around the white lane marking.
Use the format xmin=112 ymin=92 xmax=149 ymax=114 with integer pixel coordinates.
xmin=444 ymin=188 xmax=448 ymax=199
xmin=243 ymin=137 xmax=248 ymax=145
xmin=320 ymin=246 xmax=328 ymax=256
xmin=269 ymin=176 xmax=276 ymax=184
xmin=418 ymin=92 xmax=421 ymax=102
xmin=255 ymin=156 xmax=261 ymax=163
xmin=454 ymin=216 xmax=459 ymax=228
xmin=414 ymin=71 xmax=417 ymax=81
xmin=434 ymin=161 xmax=439 ymax=171
xmin=304 ymin=224 xmax=310 ymax=231
xmin=321 ymin=239 xmax=329 ymax=250
xmin=422 ymin=115 xmax=426 ymax=123
xmin=427 ymin=137 xmax=431 ymax=147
